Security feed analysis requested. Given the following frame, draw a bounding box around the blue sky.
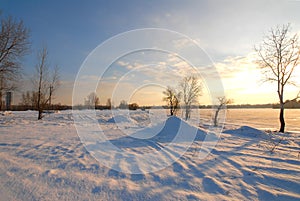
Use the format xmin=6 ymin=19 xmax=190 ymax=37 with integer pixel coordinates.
xmin=1 ymin=1 xmax=300 ymax=105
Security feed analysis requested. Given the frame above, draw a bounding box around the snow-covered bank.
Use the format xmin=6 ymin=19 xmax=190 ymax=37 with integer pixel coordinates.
xmin=0 ymin=110 xmax=300 ymax=200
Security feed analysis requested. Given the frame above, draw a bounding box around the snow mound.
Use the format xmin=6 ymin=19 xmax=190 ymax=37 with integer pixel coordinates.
xmin=153 ymin=116 xmax=207 ymax=142
xmin=223 ymin=126 xmax=268 ymax=138
xmin=107 ymin=115 xmax=132 ymax=123
xmin=129 ymin=116 xmax=207 ymax=142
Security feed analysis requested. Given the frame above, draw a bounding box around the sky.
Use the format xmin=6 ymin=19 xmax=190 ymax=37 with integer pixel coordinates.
xmin=1 ymin=0 xmax=300 ymax=106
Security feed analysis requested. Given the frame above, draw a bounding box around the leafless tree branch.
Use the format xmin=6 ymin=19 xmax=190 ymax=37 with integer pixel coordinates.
xmin=0 ymin=15 xmax=30 ymax=110
xmin=255 ymin=24 xmax=300 ymax=132
xmin=179 ymin=76 xmax=202 ymax=120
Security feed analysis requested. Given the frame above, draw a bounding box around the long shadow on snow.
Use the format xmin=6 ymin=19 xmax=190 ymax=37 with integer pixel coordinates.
xmin=206 ymin=126 xmax=300 ymax=199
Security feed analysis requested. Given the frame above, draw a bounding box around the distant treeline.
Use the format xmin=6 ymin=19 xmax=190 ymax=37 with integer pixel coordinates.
xmin=6 ymin=101 xmax=300 ymax=111
xmin=9 ymin=104 xmax=72 ymax=111
xmin=272 ymin=100 xmax=300 ymax=109
xmin=201 ymin=104 xmax=274 ymax=109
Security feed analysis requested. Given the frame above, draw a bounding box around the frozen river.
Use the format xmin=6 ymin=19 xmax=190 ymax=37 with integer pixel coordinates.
xmin=198 ymin=108 xmax=300 ymax=132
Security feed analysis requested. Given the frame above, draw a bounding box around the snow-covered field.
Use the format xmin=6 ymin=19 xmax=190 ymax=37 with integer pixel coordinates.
xmin=0 ymin=110 xmax=300 ymax=201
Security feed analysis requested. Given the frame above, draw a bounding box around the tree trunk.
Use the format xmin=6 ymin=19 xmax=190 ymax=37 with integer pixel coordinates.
xmin=279 ymin=104 xmax=285 ymax=133
xmin=278 ymin=86 xmax=285 ymax=133
xmin=0 ymin=78 xmax=3 ymax=111
xmin=214 ymin=110 xmax=219 ymax=127
xmin=49 ymin=85 xmax=52 ymax=110
xmin=185 ymin=107 xmax=189 ymax=120
xmin=38 ymin=109 xmax=43 ymax=120
xmin=169 ymin=99 xmax=173 ymax=116
xmin=37 ymin=89 xmax=42 ymax=120
xmin=0 ymin=91 xmax=2 ymax=111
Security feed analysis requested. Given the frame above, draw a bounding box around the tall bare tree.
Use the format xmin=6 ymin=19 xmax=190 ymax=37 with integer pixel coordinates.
xmin=85 ymin=92 xmax=99 ymax=109
xmin=179 ymin=76 xmax=201 ymax=120
xmin=255 ymin=24 xmax=300 ymax=132
xmin=163 ymin=86 xmax=180 ymax=116
xmin=0 ymin=16 xmax=30 ymax=109
xmin=34 ymin=47 xmax=60 ymax=119
xmin=213 ymin=97 xmax=233 ymax=127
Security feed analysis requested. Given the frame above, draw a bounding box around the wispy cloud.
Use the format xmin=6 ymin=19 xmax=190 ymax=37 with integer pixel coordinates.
xmin=215 ymin=53 xmax=258 ymax=79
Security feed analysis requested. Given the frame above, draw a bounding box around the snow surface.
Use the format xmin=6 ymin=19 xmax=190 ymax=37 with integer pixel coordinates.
xmin=0 ymin=110 xmax=300 ymax=201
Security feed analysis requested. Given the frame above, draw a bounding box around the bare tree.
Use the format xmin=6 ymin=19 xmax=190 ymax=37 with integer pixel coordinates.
xmin=106 ymin=98 xmax=112 ymax=109
xmin=0 ymin=16 xmax=30 ymax=110
xmin=48 ymin=65 xmax=59 ymax=109
xmin=85 ymin=92 xmax=99 ymax=109
xmin=31 ymin=91 xmax=38 ymax=108
xmin=19 ymin=90 xmax=39 ymax=110
xmin=179 ymin=76 xmax=201 ymax=120
xmin=163 ymin=86 xmax=181 ymax=116
xmin=34 ymin=47 xmax=60 ymax=119
xmin=289 ymin=91 xmax=300 ymax=102
xmin=214 ymin=97 xmax=233 ymax=127
xmin=118 ymin=100 xmax=128 ymax=109
xmin=255 ymin=24 xmax=300 ymax=132
xmin=20 ymin=91 xmax=31 ymax=107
